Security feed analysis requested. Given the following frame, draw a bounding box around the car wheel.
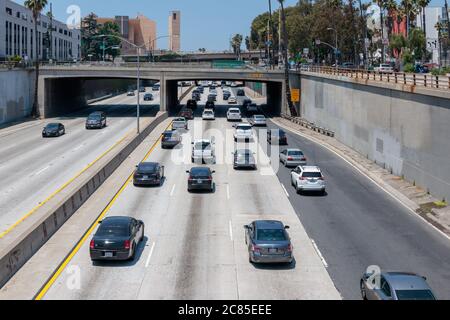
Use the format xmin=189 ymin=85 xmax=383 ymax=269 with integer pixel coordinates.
xmin=360 ymin=281 xmax=367 ymax=300
xmin=296 ymin=182 xmax=301 ymax=194
xmin=140 ymin=226 xmax=145 ymax=242
xmin=291 ymin=177 xmax=295 ymax=187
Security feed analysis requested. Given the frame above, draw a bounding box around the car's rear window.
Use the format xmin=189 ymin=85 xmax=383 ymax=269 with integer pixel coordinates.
xmin=302 ymin=172 xmax=322 ymax=178
xmin=88 ymin=114 xmax=101 ymax=120
xmin=288 ymin=150 xmax=304 ymax=156
xmin=395 ymin=290 xmax=435 ymax=300
xmin=46 ymin=124 xmax=59 ymax=129
xmin=191 ymin=168 xmax=210 ymax=177
xmin=256 ymin=229 xmax=287 ymax=241
xmin=195 ymin=142 xmax=211 ymax=150
xmin=237 ymin=125 xmax=251 ymax=130
xmin=97 ymin=223 xmax=130 ymax=237
xmin=163 ymin=132 xmax=173 ymax=138
xmin=229 ymin=110 xmax=240 ymax=113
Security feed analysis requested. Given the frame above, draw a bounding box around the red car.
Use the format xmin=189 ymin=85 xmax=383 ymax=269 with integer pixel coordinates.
xmin=179 ymin=109 xmax=194 ymax=120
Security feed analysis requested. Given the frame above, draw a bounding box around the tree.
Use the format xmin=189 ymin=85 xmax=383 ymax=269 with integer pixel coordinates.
xmin=231 ymin=34 xmax=243 ymax=59
xmin=97 ymin=21 xmax=121 ymax=61
xmin=245 ymin=36 xmax=251 ymax=51
xmin=389 ymin=33 xmax=407 ymax=68
xmin=408 ymin=27 xmax=426 ymax=61
xmin=400 ymin=0 xmax=420 ymax=37
xmin=81 ymin=13 xmax=99 ymax=60
xmin=417 ymin=0 xmax=430 ymax=35
xmin=24 ymin=0 xmax=48 ymax=119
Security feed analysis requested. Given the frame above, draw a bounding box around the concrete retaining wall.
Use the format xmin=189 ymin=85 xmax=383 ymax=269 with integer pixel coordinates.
xmin=301 ymin=73 xmax=450 ymax=202
xmin=0 ymin=69 xmax=33 ymax=125
xmin=0 ymin=112 xmax=168 ymax=289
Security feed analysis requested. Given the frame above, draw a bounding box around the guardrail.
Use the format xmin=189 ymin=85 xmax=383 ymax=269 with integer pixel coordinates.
xmin=281 ymin=114 xmax=335 ymax=137
xmin=299 ymin=66 xmax=450 ymax=91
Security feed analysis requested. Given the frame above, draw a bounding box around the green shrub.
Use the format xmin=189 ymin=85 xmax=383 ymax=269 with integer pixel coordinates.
xmin=403 ymin=63 xmax=415 ymax=73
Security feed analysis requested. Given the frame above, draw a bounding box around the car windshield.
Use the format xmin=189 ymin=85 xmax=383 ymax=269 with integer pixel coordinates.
xmin=256 ymin=229 xmax=287 ymax=241
xmin=395 ymin=290 xmax=435 ymax=300
xmin=88 ymin=115 xmax=101 ymax=120
xmin=230 ymin=110 xmax=240 ymax=113
xmin=195 ymin=142 xmax=211 ymax=150
xmin=237 ymin=125 xmax=251 ymax=130
xmin=204 ymin=111 xmax=213 ymax=114
xmin=174 ymin=118 xmax=185 ymax=122
xmin=254 ymin=115 xmax=265 ymax=119
xmin=302 ymin=172 xmax=322 ymax=178
xmin=191 ymin=168 xmax=210 ymax=177
xmin=46 ymin=124 xmax=59 ymax=129
xmin=163 ymin=132 xmax=173 ymax=138
xmin=381 ymin=64 xmax=391 ymax=68
xmin=96 ymin=223 xmax=130 ymax=237
xmin=237 ymin=150 xmax=252 ymax=156
xmin=288 ymin=150 xmax=304 ymax=156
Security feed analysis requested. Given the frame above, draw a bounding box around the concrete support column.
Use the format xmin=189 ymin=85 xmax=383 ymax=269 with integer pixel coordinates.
xmin=161 ymin=79 xmax=178 ymax=115
xmin=159 ymin=74 xmax=166 ymax=111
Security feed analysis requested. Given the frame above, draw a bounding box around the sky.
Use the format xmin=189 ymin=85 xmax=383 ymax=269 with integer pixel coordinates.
xmin=13 ymin=0 xmax=447 ymax=51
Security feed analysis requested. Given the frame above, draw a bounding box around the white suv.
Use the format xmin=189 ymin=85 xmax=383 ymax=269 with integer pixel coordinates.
xmin=227 ymin=108 xmax=242 ymax=121
xmin=290 ymin=165 xmax=326 ymax=194
xmin=233 ymin=123 xmax=253 ymax=142
xmin=191 ymin=139 xmax=216 ymax=164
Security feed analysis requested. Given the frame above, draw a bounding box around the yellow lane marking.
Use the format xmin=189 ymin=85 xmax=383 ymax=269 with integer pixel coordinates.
xmin=0 ymin=130 xmax=134 ymax=239
xmin=34 ymin=120 xmax=172 ymax=300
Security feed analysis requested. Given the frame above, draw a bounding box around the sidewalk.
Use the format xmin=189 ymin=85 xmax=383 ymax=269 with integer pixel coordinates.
xmin=272 ymin=116 xmax=450 ymax=239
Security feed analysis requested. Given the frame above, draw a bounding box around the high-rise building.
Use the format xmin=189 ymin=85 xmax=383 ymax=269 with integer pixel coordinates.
xmin=97 ymin=14 xmax=157 ymax=55
xmin=0 ymin=0 xmax=81 ymax=61
xmin=168 ymin=11 xmax=180 ymax=52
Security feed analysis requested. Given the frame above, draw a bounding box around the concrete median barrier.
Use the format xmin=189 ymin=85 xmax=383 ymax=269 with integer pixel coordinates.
xmin=0 ymin=112 xmax=168 ymax=288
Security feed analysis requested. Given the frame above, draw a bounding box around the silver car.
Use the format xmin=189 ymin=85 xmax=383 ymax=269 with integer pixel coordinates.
xmin=233 ymin=149 xmax=257 ymax=170
xmin=244 ymin=220 xmax=293 ymax=264
xmin=360 ymin=271 xmax=436 ymax=300
xmin=279 ymin=149 xmax=307 ymax=167
xmin=172 ymin=117 xmax=188 ymax=130
xmin=249 ymin=115 xmax=267 ymax=127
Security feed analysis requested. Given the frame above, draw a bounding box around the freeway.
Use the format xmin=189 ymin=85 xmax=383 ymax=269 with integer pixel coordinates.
xmin=37 ymin=86 xmax=339 ymax=300
xmin=0 ymin=89 xmax=160 ymax=236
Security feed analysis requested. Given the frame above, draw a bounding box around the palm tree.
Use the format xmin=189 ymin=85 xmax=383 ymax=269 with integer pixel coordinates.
xmin=231 ymin=34 xmax=243 ymax=59
xmin=417 ymin=0 xmax=430 ymax=35
xmin=24 ymin=0 xmax=48 ymax=119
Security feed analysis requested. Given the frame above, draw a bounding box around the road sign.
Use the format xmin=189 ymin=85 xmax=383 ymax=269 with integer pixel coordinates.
xmin=291 ymin=89 xmax=300 ymax=102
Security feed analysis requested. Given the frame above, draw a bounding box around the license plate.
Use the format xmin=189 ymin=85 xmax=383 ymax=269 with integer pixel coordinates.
xmin=269 ymin=248 xmax=277 ymax=254
xmin=104 ymin=252 xmax=113 ymax=258
xmin=143 ymin=176 xmax=148 ymax=179
xmin=197 ymin=179 xmax=202 ymax=184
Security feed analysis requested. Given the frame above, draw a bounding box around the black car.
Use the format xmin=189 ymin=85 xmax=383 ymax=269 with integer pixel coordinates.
xmin=244 ymin=220 xmax=293 ymax=264
xmin=205 ymin=101 xmax=215 ymax=110
xmin=197 ymin=86 xmax=204 ymax=94
xmin=186 ymin=167 xmax=215 ymax=192
xmin=192 ymin=92 xmax=201 ymax=101
xmin=161 ymin=130 xmax=182 ymax=149
xmin=242 ymin=98 xmax=252 ymax=108
xmin=133 ymin=162 xmax=165 ymax=186
xmin=42 ymin=123 xmax=65 ymax=137
xmin=207 ymin=94 xmax=216 ymax=102
xmin=223 ymin=91 xmax=231 ymax=100
xmin=90 ymin=216 xmax=144 ymax=261
xmin=237 ymin=89 xmax=245 ymax=96
xmin=86 ymin=111 xmax=106 ymax=129
xmin=187 ymin=99 xmax=197 ymax=110
xmin=144 ymin=93 xmax=154 ymax=101
xmin=152 ymin=84 xmax=160 ymax=91
xmin=267 ymin=129 xmax=288 ymax=145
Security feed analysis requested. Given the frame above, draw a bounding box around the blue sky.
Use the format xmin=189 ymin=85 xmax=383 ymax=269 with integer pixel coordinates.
xmin=14 ymin=0 xmax=447 ymax=51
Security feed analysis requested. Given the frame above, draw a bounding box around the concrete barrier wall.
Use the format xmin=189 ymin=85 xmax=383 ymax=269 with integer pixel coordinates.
xmin=0 ymin=70 xmax=33 ymax=125
xmin=301 ymin=73 xmax=450 ymax=202
xmin=0 ymin=112 xmax=168 ymax=288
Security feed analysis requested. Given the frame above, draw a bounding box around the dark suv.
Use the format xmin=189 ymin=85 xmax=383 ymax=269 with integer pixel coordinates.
xmin=187 ymin=99 xmax=197 ymax=110
xmin=86 ymin=111 xmax=107 ymax=129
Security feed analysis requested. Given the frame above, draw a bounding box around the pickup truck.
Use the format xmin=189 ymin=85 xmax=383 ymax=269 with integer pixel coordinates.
xmin=374 ymin=64 xmax=394 ymax=73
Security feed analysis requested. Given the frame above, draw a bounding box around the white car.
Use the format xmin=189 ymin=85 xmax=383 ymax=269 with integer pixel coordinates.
xmin=290 ymin=165 xmax=326 ymax=194
xmin=233 ymin=123 xmax=253 ymax=142
xmin=227 ymin=108 xmax=242 ymax=121
xmin=172 ymin=117 xmax=188 ymax=130
xmin=202 ymin=109 xmax=215 ymax=120
xmin=228 ymin=96 xmax=237 ymax=104
xmin=191 ymin=139 xmax=215 ymax=164
xmin=374 ymin=63 xmax=394 ymax=73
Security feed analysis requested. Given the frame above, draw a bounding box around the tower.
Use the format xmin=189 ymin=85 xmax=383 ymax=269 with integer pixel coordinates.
xmin=168 ymin=11 xmax=180 ymax=52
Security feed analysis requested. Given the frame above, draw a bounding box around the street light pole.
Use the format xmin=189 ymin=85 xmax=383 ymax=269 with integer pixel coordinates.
xmin=327 ymin=27 xmax=338 ymax=72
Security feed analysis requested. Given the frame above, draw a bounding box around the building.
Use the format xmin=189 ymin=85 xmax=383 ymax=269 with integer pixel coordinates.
xmin=0 ymin=0 xmax=80 ymax=61
xmin=416 ymin=7 xmax=443 ymax=64
xmin=96 ymin=14 xmax=156 ymax=55
xmin=168 ymin=11 xmax=180 ymax=52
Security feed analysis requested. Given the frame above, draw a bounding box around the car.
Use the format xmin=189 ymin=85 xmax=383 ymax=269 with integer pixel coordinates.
xmin=374 ymin=63 xmax=394 ymax=73
xmin=191 ymin=139 xmax=215 ymax=164
xmin=267 ymin=129 xmax=287 ymax=145
xmin=139 ymin=87 xmax=146 ymax=93
xmin=42 ymin=123 xmax=65 ymax=137
xmin=209 ymin=89 xmax=218 ymax=97
xmin=249 ymin=115 xmax=267 ymax=127
xmin=186 ymin=167 xmax=216 ymax=192
xmin=161 ymin=130 xmax=182 ymax=149
xmin=186 ymin=99 xmax=198 ymax=110
xmin=127 ymin=90 xmax=135 ymax=96
xmin=242 ymin=98 xmax=252 ymax=109
xmin=143 ymin=93 xmax=154 ymax=101
xmin=207 ymin=94 xmax=216 ymax=102
xmin=247 ymin=103 xmax=259 ymax=113
xmin=223 ymin=90 xmax=231 ymax=100
xmin=133 ymin=162 xmax=165 ymax=186
xmin=89 ymin=216 xmax=144 ymax=261
xmin=360 ymin=271 xmax=436 ymax=300
xmin=152 ymin=83 xmax=160 ymax=91
xmin=205 ymin=101 xmax=215 ymax=110
xmin=233 ymin=149 xmax=257 ymax=170
xmin=179 ymin=109 xmax=194 ymax=120
xmin=234 ymin=123 xmax=253 ymax=142
xmin=172 ymin=117 xmax=188 ymax=130
xmin=244 ymin=220 xmax=293 ymax=264
xmin=197 ymin=86 xmax=205 ymax=94
xmin=228 ymin=96 xmax=237 ymax=104
xmin=86 ymin=111 xmax=106 ymax=129
xmin=341 ymin=62 xmax=355 ymax=69
xmin=192 ymin=92 xmax=201 ymax=101
xmin=237 ymin=89 xmax=245 ymax=96
xmin=202 ymin=109 xmax=215 ymax=120
xmin=227 ymin=108 xmax=242 ymax=121
xmin=290 ymin=165 xmax=326 ymax=194
xmin=280 ymin=149 xmax=307 ymax=167
xmin=210 ymin=84 xmax=216 ymax=90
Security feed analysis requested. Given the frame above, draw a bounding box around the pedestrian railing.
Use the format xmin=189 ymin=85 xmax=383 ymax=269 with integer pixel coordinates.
xmin=299 ymin=66 xmax=450 ymax=91
xmin=281 ymin=114 xmax=335 ymax=137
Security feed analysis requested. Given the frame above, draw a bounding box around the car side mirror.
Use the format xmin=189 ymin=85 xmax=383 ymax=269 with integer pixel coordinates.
xmin=186 ymin=170 xmax=190 ymax=173
xmin=136 ymin=165 xmax=139 ymax=168
xmin=284 ymin=226 xmax=290 ymax=229
xmin=212 ymin=170 xmax=216 ymax=174
xmin=98 ymin=220 xmax=102 ymax=224
xmin=191 ymin=142 xmax=194 ymax=145
xmin=244 ymin=225 xmax=250 ymax=230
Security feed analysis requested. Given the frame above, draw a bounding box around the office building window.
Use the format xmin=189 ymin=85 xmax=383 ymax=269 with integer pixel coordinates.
xmin=16 ymin=12 xmax=20 ymax=18
xmin=5 ymin=22 xmax=9 ymax=56
xmin=6 ymin=7 xmax=12 ymax=15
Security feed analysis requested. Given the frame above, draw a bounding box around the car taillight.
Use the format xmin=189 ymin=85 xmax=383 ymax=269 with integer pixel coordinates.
xmin=287 ymin=244 xmax=293 ymax=252
xmin=207 ymin=176 xmax=212 ymax=181
xmin=90 ymin=240 xmax=95 ymax=249
xmin=287 ymin=157 xmax=293 ymax=161
xmin=251 ymin=244 xmax=261 ymax=253
xmin=188 ymin=176 xmax=194 ymax=181
xmin=318 ymin=176 xmax=324 ymax=180
xmin=299 ymin=176 xmax=307 ymax=180
xmin=124 ymin=240 xmax=131 ymax=250
xmin=301 ymin=157 xmax=307 ymax=161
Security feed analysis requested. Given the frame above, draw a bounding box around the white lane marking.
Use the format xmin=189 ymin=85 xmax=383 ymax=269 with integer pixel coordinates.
xmin=145 ymin=242 xmax=156 ymax=268
xmin=281 ymin=183 xmax=290 ymax=198
xmin=35 ymin=165 xmax=50 ymax=176
xmin=226 ymin=184 xmax=230 ymax=200
xmin=229 ymin=220 xmax=233 ymax=241
xmin=72 ymin=144 xmax=84 ymax=152
xmin=170 ymin=184 xmax=176 ymax=197
xmin=311 ymin=239 xmax=328 ymax=268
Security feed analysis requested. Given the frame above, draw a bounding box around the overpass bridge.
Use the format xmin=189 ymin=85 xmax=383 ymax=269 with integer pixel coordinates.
xmin=38 ymin=66 xmax=288 ymax=117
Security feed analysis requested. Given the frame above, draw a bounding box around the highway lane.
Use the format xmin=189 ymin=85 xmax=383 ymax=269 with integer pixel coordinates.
xmin=40 ymin=87 xmax=339 ymax=300
xmin=262 ymin=120 xmax=450 ymax=300
xmin=0 ymin=88 xmax=161 ymax=235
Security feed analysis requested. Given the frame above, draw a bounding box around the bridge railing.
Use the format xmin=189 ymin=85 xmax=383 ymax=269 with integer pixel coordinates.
xmin=299 ymin=65 xmax=450 ymax=91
